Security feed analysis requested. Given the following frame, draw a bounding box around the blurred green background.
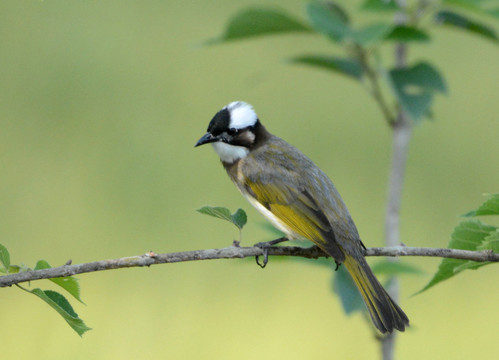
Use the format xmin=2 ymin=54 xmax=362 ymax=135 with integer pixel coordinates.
xmin=1 ymin=1 xmax=498 ymax=359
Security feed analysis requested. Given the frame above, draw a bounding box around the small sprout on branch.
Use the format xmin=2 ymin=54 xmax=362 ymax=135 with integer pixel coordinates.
xmin=197 ymin=206 xmax=248 ymax=242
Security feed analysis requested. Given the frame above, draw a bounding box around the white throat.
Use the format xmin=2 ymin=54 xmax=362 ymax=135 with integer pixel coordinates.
xmin=212 ymin=142 xmax=249 ymax=163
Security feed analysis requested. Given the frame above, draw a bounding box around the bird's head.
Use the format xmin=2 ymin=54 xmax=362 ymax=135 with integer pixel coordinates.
xmin=195 ymin=101 xmax=261 ymax=163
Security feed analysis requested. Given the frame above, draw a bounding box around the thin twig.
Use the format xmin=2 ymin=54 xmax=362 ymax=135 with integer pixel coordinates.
xmin=0 ymin=246 xmax=496 ymax=288
xmin=355 ymin=45 xmax=396 ymax=125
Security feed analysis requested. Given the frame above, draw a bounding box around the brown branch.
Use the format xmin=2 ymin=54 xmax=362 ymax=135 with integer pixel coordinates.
xmin=0 ymin=246 xmax=497 ymax=288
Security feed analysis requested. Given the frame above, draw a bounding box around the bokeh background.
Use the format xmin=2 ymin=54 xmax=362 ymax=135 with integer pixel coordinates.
xmin=1 ymin=1 xmax=498 ymax=359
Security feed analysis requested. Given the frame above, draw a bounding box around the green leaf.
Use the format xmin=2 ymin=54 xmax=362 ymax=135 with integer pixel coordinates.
xmin=30 ymin=288 xmax=91 ymax=336
xmin=231 ymin=208 xmax=247 ymax=230
xmin=391 ymin=62 xmax=447 ymax=93
xmin=443 ymin=0 xmax=499 ymax=19
xmin=7 ymin=265 xmax=21 ymax=274
xmin=462 ymin=193 xmax=499 ymax=217
xmin=361 ymin=0 xmax=398 ymax=12
xmin=34 ymin=260 xmax=83 ymax=303
xmin=386 ymin=25 xmax=431 ymax=42
xmin=197 ymin=206 xmax=233 ymax=222
xmin=478 ymin=229 xmax=499 ymax=252
xmin=197 ymin=206 xmax=248 ymax=231
xmin=389 ymin=62 xmax=447 ymax=121
xmin=306 ymin=2 xmax=350 ymax=42
xmin=321 ymin=1 xmax=351 ymax=24
xmin=0 ymin=243 xmax=10 ymax=272
xmin=451 ymin=226 xmax=498 ymax=272
xmin=436 ymin=10 xmax=499 ymax=43
xmin=207 ymin=8 xmax=310 ymax=44
xmin=488 ymin=8 xmax=499 ymax=19
xmin=351 ymin=23 xmax=394 ymax=45
xmin=452 ymin=228 xmax=499 ymax=271
xmin=371 ymin=260 xmax=425 ymax=275
xmin=417 ymin=220 xmax=497 ymax=294
xmin=290 ymin=55 xmax=364 ymax=79
xmin=333 ymin=265 xmax=364 ymax=314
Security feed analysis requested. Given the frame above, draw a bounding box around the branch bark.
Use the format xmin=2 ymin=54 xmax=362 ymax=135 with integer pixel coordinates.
xmin=1 ymin=245 xmax=497 ymax=288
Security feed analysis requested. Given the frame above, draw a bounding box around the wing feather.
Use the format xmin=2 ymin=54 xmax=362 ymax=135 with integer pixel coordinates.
xmin=243 ymin=165 xmax=345 ymax=261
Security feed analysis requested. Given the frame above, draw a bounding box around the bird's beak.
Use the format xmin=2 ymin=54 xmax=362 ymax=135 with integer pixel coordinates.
xmin=195 ymin=132 xmax=216 ymax=147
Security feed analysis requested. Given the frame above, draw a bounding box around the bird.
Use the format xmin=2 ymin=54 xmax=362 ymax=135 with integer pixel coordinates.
xmin=195 ymin=101 xmax=409 ymax=333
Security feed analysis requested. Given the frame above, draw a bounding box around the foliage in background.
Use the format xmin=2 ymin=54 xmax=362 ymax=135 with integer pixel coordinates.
xmin=208 ymin=0 xmax=498 ymax=124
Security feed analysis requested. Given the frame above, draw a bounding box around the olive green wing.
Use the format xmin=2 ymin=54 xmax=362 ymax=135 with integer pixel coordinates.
xmin=243 ymin=168 xmax=345 ymax=261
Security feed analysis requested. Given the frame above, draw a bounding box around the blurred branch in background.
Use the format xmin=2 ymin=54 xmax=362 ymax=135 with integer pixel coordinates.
xmin=384 ymin=0 xmax=410 ymax=357
xmin=1 ymin=245 xmax=497 ymax=288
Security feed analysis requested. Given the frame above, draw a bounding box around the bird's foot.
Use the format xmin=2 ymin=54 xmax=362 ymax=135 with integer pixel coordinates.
xmin=334 ymin=260 xmax=342 ymax=271
xmin=254 ymin=237 xmax=288 ymax=269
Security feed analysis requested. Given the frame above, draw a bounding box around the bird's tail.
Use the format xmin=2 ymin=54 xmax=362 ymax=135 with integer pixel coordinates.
xmin=343 ymin=254 xmax=409 ymax=333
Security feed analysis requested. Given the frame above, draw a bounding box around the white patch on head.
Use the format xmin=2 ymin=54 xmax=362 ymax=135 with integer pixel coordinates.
xmin=212 ymin=142 xmax=249 ymax=164
xmin=225 ymin=101 xmax=258 ymax=130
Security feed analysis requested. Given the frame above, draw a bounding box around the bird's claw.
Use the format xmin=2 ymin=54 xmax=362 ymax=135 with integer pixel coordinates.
xmin=255 ymin=249 xmax=269 ymax=268
xmin=334 ymin=260 xmax=341 ymax=271
xmin=254 ymin=237 xmax=288 ymax=269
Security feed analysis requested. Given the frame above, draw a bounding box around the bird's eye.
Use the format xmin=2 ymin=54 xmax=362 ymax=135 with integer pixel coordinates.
xmin=227 ymin=128 xmax=238 ymax=136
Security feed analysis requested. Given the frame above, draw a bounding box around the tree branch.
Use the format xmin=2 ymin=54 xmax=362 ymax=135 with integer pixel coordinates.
xmin=0 ymin=246 xmax=497 ymax=288
xmin=355 ymin=45 xmax=396 ymax=125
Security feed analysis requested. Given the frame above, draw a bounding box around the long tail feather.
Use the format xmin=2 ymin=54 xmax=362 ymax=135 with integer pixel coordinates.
xmin=343 ymin=254 xmax=409 ymax=333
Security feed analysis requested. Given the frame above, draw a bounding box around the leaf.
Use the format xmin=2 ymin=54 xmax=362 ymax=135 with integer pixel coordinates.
xmin=443 ymin=0 xmax=499 ymax=19
xmin=290 ymin=55 xmax=364 ymax=79
xmin=452 ymin=228 xmax=499 ymax=273
xmin=332 ymin=265 xmax=364 ymax=315
xmin=478 ymin=229 xmax=499 ymax=252
xmin=391 ymin=62 xmax=447 ymax=93
xmin=197 ymin=206 xmax=248 ymax=230
xmin=30 ymin=289 xmax=91 ymax=336
xmin=488 ymin=8 xmax=499 ymax=19
xmin=371 ymin=260 xmax=425 ymax=275
xmin=361 ymin=0 xmax=398 ymax=12
xmin=197 ymin=206 xmax=233 ymax=222
xmin=389 ymin=62 xmax=447 ymax=121
xmin=322 ymin=1 xmax=351 ymax=24
xmin=0 ymin=243 xmax=10 ymax=272
xmin=207 ymin=8 xmax=310 ymax=44
xmin=462 ymin=193 xmax=499 ymax=217
xmin=7 ymin=265 xmax=21 ymax=274
xmin=306 ymin=2 xmax=350 ymax=42
xmin=386 ymin=25 xmax=431 ymax=42
xmin=435 ymin=10 xmax=499 ymax=43
xmin=34 ymin=260 xmax=83 ymax=303
xmin=417 ymin=220 xmax=497 ymax=294
xmin=351 ymin=23 xmax=394 ymax=45
xmin=231 ymin=208 xmax=247 ymax=230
